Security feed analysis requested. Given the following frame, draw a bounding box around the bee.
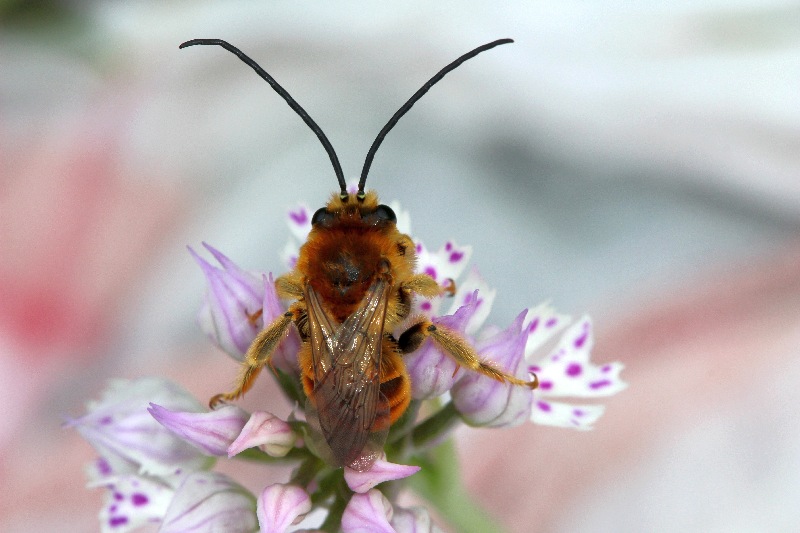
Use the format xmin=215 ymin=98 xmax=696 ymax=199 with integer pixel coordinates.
xmin=181 ymin=38 xmax=538 ymax=471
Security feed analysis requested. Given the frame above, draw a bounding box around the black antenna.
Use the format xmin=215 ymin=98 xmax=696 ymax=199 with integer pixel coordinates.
xmin=358 ymin=38 xmax=513 ymax=199
xmin=180 ymin=39 xmax=348 ymax=197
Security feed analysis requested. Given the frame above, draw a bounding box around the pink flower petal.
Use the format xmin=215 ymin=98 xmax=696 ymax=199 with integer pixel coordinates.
xmin=149 ymin=403 xmax=249 ymax=456
xmin=227 ymin=411 xmax=295 ymax=458
xmin=451 ymin=311 xmax=533 ymax=427
xmin=257 ymin=484 xmax=311 ymax=533
xmin=344 ymin=457 xmax=420 ymax=493
xmin=341 ymin=489 xmax=395 ymax=533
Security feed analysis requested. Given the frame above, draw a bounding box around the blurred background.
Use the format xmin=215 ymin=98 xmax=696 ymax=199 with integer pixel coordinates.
xmin=1 ymin=1 xmax=799 ymax=531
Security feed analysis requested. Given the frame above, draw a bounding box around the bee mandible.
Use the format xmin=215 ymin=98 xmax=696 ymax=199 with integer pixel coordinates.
xmin=180 ymin=38 xmax=538 ymax=471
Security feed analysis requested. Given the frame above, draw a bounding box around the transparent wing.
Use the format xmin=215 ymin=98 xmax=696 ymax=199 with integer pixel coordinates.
xmin=304 ymin=280 xmax=391 ymax=470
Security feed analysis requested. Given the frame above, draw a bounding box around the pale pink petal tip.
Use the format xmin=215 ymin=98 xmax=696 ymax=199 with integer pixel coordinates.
xmin=257 ymin=483 xmax=311 ymax=533
xmin=227 ymin=411 xmax=296 ymax=458
xmin=344 ymin=457 xmax=421 ymax=493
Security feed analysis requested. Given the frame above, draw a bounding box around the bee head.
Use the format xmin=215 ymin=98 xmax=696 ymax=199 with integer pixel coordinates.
xmin=311 ymin=191 xmax=396 ymax=229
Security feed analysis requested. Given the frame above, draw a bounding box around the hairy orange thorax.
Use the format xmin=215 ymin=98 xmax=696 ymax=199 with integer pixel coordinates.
xmin=295 ymin=191 xmax=416 ymax=324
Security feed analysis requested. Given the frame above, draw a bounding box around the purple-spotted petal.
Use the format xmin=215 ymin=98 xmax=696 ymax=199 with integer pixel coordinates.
xmin=530 ymin=400 xmax=606 ymax=430
xmin=69 ymin=378 xmax=210 ymax=477
xmin=415 ymin=239 xmax=472 ymax=285
xmin=522 ymin=302 xmax=570 ymax=358
xmin=390 ymin=505 xmax=444 ymax=533
xmin=286 ymin=203 xmax=313 ymax=242
xmin=341 ymin=489 xmax=395 ymax=533
xmin=159 ymin=472 xmax=257 ymax=532
xmin=344 ymin=457 xmax=420 ymax=493
xmin=257 ymin=484 xmax=311 ymax=533
xmin=148 ymin=404 xmax=249 ymax=456
xmin=227 ymin=411 xmax=295 ymax=458
xmin=95 ymin=474 xmax=172 ymax=532
xmin=191 ymin=243 xmax=265 ymax=359
xmin=533 ymin=317 xmax=627 ymax=398
xmin=405 ymin=295 xmax=481 ymax=399
xmin=451 ymin=311 xmax=532 ymax=427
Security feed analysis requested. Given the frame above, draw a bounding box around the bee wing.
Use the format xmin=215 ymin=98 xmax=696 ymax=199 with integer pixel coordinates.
xmin=304 ymin=280 xmax=391 ymax=470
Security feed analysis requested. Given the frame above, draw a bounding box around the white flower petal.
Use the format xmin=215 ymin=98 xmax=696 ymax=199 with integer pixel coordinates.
xmin=286 ymin=203 xmax=313 ymax=242
xmin=98 ymin=474 xmax=173 ymax=533
xmin=388 ymin=200 xmax=411 ymax=234
xmin=390 ymin=505 xmax=444 ymax=533
xmin=534 ymin=317 xmax=627 ymax=398
xmin=529 ymin=400 xmax=607 ymax=430
xmin=159 ymin=472 xmax=257 ymax=533
xmin=72 ymin=378 xmax=210 ymax=477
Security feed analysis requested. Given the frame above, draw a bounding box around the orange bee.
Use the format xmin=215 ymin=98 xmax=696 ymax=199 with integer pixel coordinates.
xmin=181 ymin=38 xmax=538 ymax=471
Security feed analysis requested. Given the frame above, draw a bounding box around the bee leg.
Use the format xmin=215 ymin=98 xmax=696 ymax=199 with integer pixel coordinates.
xmin=397 ymin=319 xmax=538 ymax=389
xmin=402 ymin=274 xmax=447 ymax=299
xmin=209 ymin=311 xmax=295 ymax=408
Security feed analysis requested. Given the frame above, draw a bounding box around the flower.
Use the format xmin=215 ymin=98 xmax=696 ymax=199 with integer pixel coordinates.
xmin=191 ymin=243 xmax=300 ymax=371
xmin=228 ymin=411 xmax=296 ymax=458
xmin=72 ymin=378 xmax=261 ymax=532
xmin=344 ymin=456 xmax=421 ymax=493
xmin=341 ymin=489 xmax=395 ymax=533
xmin=160 ymin=472 xmax=258 ymax=533
xmin=76 ymin=192 xmax=626 ymax=533
xmin=149 ymin=403 xmax=250 ymax=456
xmin=191 ymin=243 xmax=265 ymax=359
xmin=257 ymin=483 xmax=311 ymax=533
xmin=68 ymin=377 xmax=212 ymax=477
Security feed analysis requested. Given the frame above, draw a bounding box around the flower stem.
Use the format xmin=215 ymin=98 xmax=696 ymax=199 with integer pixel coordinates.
xmin=411 ymin=401 xmax=460 ymax=449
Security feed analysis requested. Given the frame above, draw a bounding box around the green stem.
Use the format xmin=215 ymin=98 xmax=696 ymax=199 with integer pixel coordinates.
xmin=411 ymin=401 xmax=460 ymax=449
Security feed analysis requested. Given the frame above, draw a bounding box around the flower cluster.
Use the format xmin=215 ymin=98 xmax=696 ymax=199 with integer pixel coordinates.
xmin=72 ymin=197 xmax=626 ymax=532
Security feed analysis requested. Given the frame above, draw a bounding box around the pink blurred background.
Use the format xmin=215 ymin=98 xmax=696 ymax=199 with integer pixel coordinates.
xmin=2 ymin=2 xmax=799 ymax=531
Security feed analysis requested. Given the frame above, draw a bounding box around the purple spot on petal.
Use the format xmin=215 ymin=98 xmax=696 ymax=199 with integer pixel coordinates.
xmin=109 ymin=516 xmax=129 ymax=527
xmin=574 ymin=329 xmax=588 ymax=349
xmin=415 ymin=243 xmax=422 ymax=253
xmin=420 ymin=301 xmax=432 ymax=311
xmin=537 ymin=401 xmax=552 ymax=412
xmin=539 ymin=381 xmax=553 ymax=390
xmin=131 ymin=493 xmax=149 ymax=507
xmin=97 ymin=458 xmax=112 ymax=476
xmin=566 ymin=363 xmax=582 ymax=377
xmin=602 ymin=364 xmax=612 ymax=373
xmin=99 ymin=415 xmax=113 ymax=425
xmin=288 ymin=209 xmax=307 ymax=225
xmin=445 ymin=241 xmax=452 ymax=251
xmin=113 ymin=492 xmax=123 ymax=501
xmin=109 ymin=505 xmax=117 ymax=513
xmin=424 ymin=266 xmax=437 ymax=279
xmin=529 ymin=365 xmax=541 ymax=373
xmin=448 ymin=251 xmax=464 ymax=263
xmin=545 ymin=317 xmax=557 ymax=328
xmin=573 ymin=408 xmax=584 ymax=417
xmin=528 ymin=317 xmax=539 ymax=333
xmin=590 ymin=379 xmax=611 ymax=390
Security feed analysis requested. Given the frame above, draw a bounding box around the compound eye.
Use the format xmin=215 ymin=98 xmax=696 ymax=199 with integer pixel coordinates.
xmin=374 ymin=204 xmax=397 ymax=224
xmin=311 ymin=207 xmax=334 ymax=226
